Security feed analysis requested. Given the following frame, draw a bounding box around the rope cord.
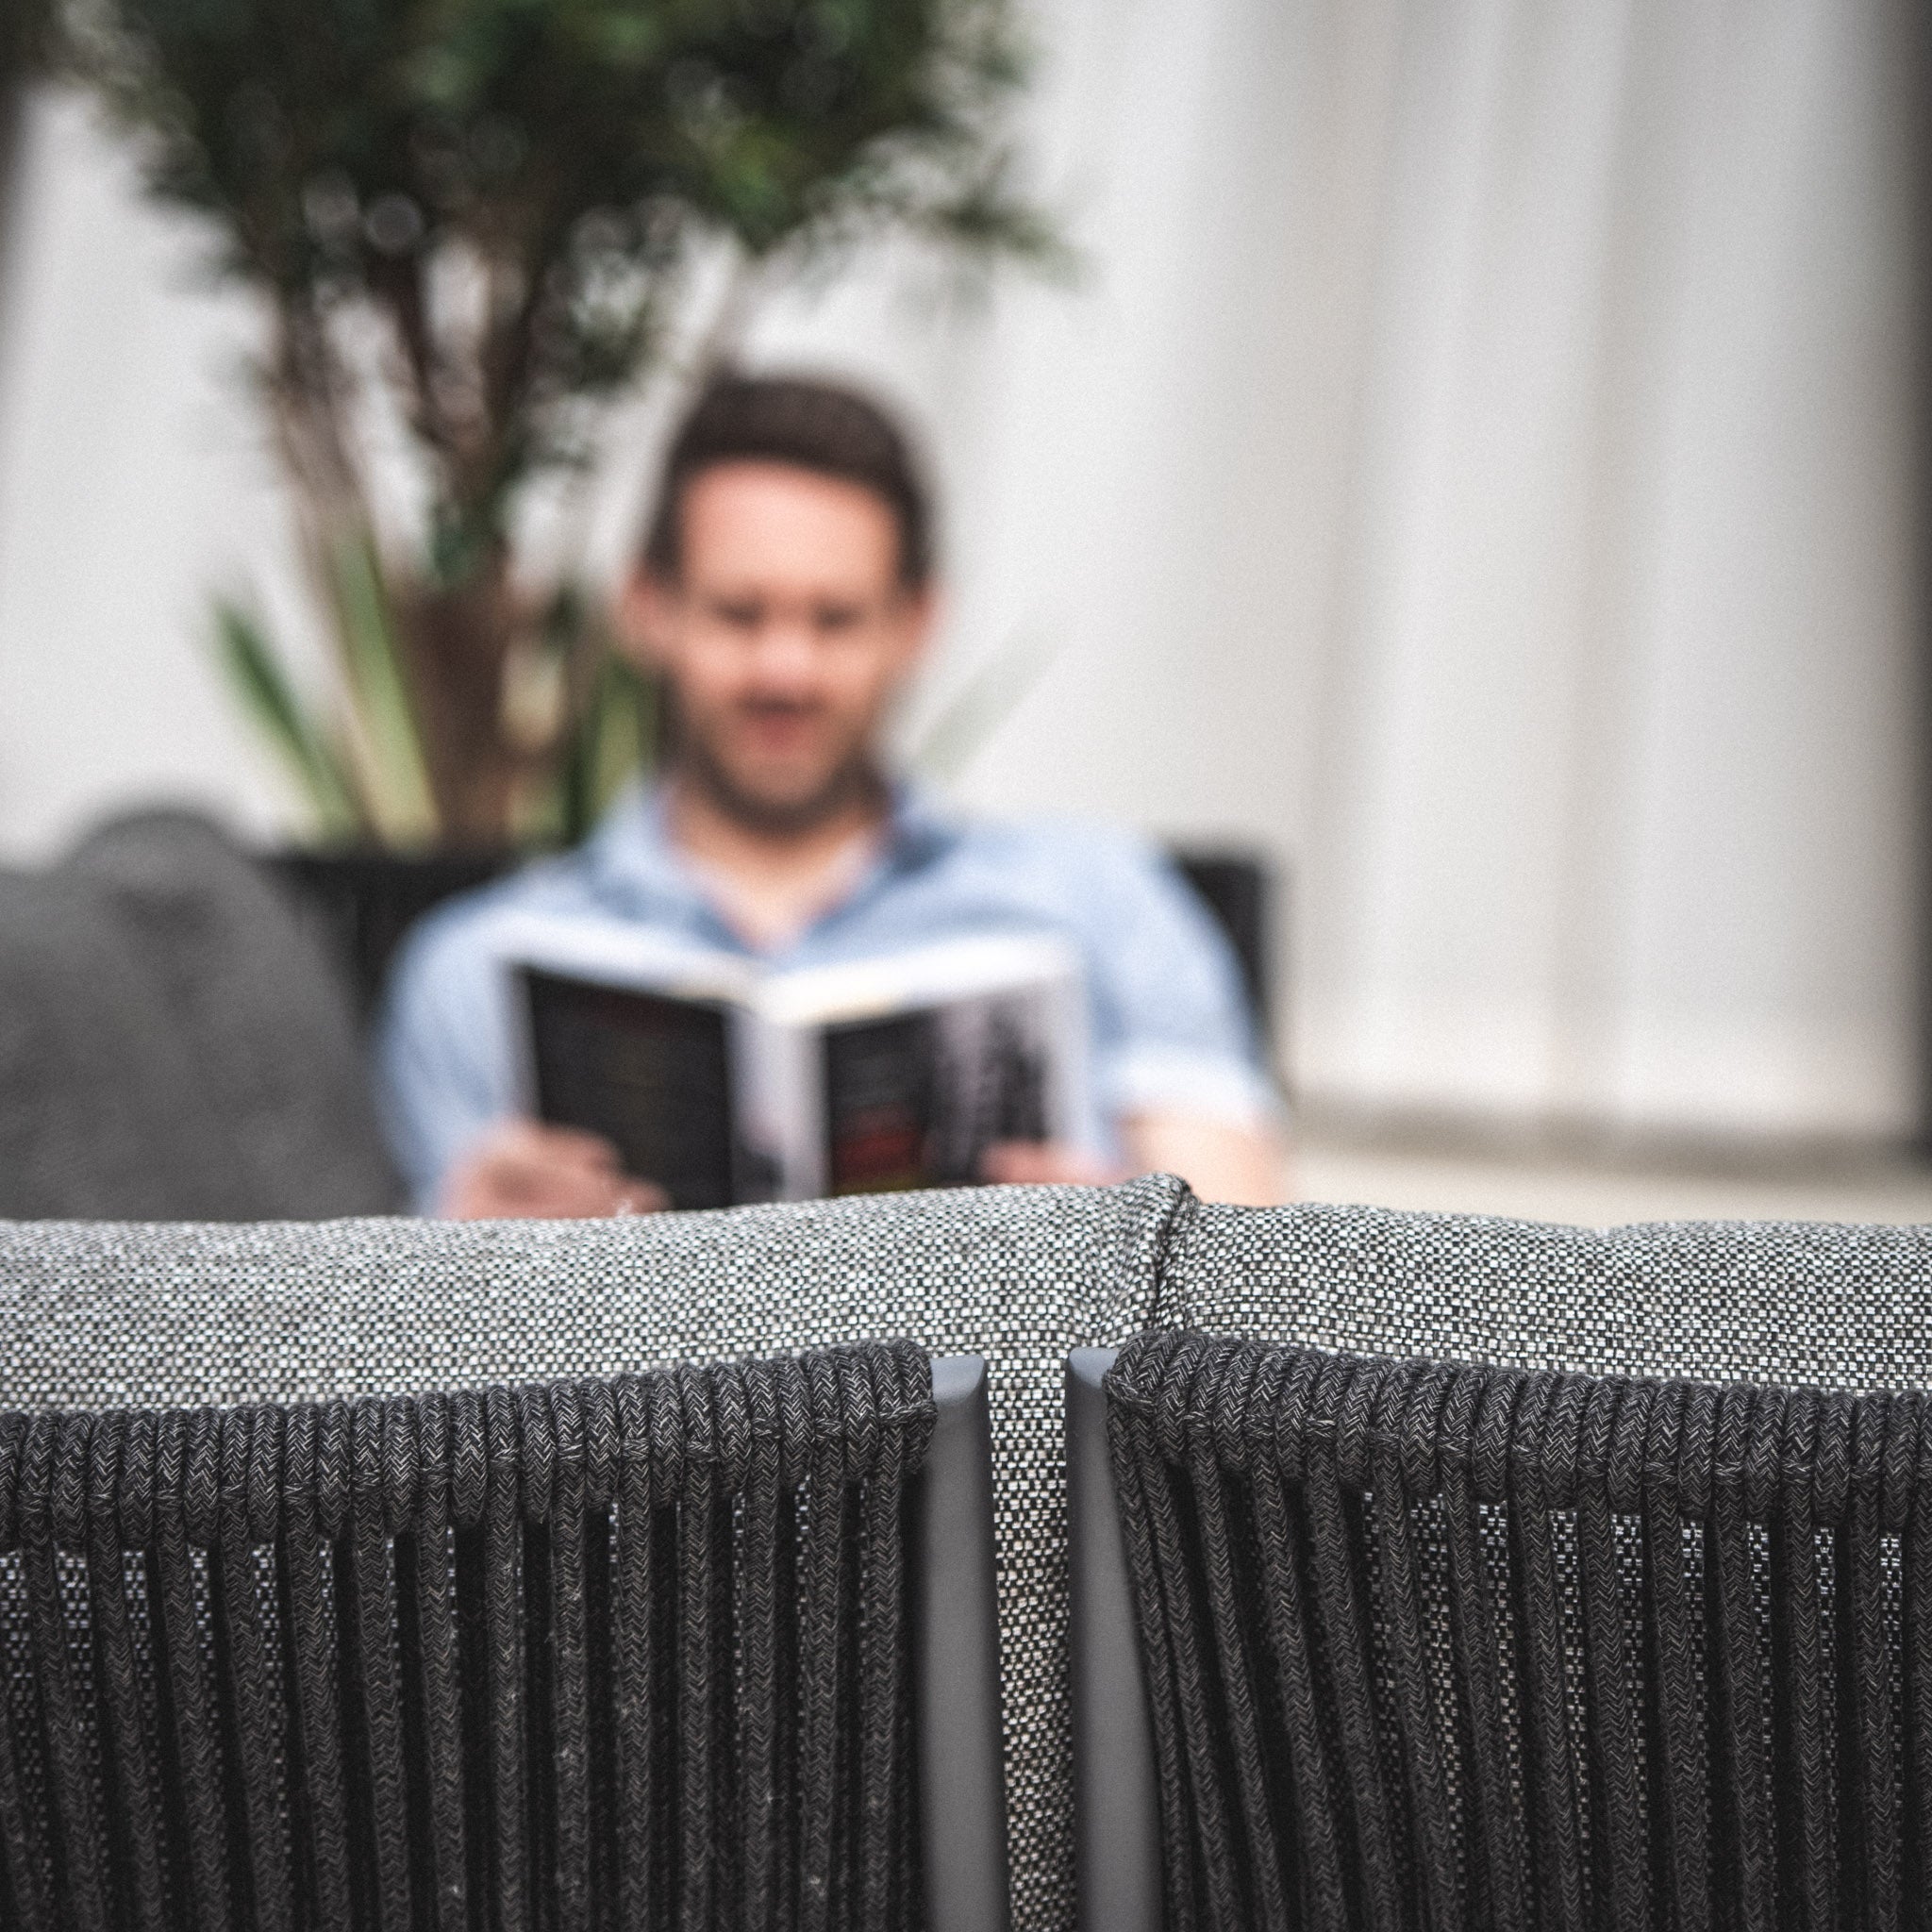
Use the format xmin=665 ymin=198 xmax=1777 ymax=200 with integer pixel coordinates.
xmin=1107 ymin=1330 xmax=1932 ymax=1932
xmin=0 ymin=1340 xmax=933 ymax=1932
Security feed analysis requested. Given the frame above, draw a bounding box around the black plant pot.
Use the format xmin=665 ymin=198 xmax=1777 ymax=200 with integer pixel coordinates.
xmin=267 ymin=847 xmax=519 ymax=1020
xmin=1168 ymin=847 xmax=1276 ymax=1051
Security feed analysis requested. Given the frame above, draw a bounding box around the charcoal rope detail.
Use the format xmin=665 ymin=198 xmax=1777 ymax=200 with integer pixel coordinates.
xmin=1107 ymin=1329 xmax=1932 ymax=1932
xmin=0 ymin=1339 xmax=935 ymax=1932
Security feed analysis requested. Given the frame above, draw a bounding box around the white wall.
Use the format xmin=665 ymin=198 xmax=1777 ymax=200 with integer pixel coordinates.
xmin=0 ymin=0 xmax=1921 ymax=1142
xmin=0 ymin=93 xmax=318 ymax=852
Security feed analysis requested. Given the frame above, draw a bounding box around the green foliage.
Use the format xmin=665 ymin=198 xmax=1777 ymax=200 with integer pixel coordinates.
xmin=4 ymin=0 xmax=56 ymax=88
xmin=907 ymin=627 xmax=1056 ymax=785
xmin=214 ymin=601 xmax=361 ymax=837
xmin=542 ymin=647 xmax=662 ymax=846
xmin=58 ymin=0 xmax=1047 ymax=846
xmin=3 ymin=0 xmax=57 ymax=213
xmin=216 ymin=575 xmax=657 ymax=851
xmin=323 ymin=537 xmax=441 ymax=842
xmin=61 ymin=0 xmax=1041 ymax=531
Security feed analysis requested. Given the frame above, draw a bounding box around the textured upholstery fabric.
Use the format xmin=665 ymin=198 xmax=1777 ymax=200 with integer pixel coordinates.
xmin=1108 ymin=1328 xmax=1932 ymax=1932
xmin=1156 ymin=1195 xmax=1932 ymax=1391
xmin=0 ymin=810 xmax=402 ymax=1219
xmin=1107 ymin=1199 xmax=1932 ymax=1931
xmin=10 ymin=1186 xmax=1930 ymax=1927
xmin=0 ymin=1341 xmax=934 ymax=1932
xmin=0 ymin=1175 xmax=1189 ymax=1930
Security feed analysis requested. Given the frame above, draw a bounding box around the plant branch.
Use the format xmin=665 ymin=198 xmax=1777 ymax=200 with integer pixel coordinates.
xmin=368 ymin=250 xmax=458 ymax=472
xmin=64 ymin=0 xmax=1050 ymax=849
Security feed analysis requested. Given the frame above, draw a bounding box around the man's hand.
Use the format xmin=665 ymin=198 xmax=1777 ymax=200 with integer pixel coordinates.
xmin=979 ymin=1118 xmax=1289 ymax=1204
xmin=1121 ymin=1112 xmax=1289 ymax=1206
xmin=978 ymin=1141 xmax=1126 ymax=1187
xmin=439 ymin=1120 xmax=669 ymax=1220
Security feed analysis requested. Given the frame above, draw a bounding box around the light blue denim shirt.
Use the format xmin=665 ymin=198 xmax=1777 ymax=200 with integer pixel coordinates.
xmin=375 ymin=785 xmax=1277 ymax=1208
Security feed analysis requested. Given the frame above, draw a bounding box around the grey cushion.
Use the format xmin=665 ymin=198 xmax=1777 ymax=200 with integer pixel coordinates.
xmin=0 ymin=811 xmax=401 ymax=1218
xmin=1156 ymin=1195 xmax=1932 ymax=1391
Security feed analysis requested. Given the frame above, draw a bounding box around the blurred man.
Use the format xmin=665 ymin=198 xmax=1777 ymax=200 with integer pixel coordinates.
xmin=378 ymin=374 xmax=1285 ymax=1214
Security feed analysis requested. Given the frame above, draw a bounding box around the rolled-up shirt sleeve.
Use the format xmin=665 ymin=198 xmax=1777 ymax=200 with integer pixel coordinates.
xmin=1070 ymin=832 xmax=1283 ymax=1135
xmin=375 ymin=903 xmax=523 ymax=1211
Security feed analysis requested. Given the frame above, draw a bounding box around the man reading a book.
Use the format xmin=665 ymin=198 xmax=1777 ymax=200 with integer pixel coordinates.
xmin=378 ymin=374 xmax=1287 ymax=1215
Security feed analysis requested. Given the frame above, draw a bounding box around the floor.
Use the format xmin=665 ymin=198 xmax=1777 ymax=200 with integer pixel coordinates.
xmin=1294 ymin=1129 xmax=1932 ymax=1230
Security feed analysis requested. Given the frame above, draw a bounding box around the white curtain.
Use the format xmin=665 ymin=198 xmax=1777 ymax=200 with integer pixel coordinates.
xmin=0 ymin=0 xmax=1920 ymax=1140
xmin=1285 ymin=0 xmax=1924 ymax=1141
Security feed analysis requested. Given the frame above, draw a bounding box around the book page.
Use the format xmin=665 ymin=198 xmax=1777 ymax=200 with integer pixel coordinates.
xmin=491 ymin=913 xmax=1088 ymax=1203
xmin=758 ymin=934 xmax=1087 ymax=1198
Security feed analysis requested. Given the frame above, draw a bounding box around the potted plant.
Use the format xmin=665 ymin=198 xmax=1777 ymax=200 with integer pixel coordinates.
xmin=54 ymin=0 xmax=1048 ymax=1000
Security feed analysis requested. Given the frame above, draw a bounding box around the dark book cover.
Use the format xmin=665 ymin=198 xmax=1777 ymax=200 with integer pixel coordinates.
xmin=823 ymin=1004 xmax=1051 ymax=1194
xmin=510 ymin=928 xmax=1078 ymax=1205
xmin=523 ymin=967 xmax=737 ymax=1209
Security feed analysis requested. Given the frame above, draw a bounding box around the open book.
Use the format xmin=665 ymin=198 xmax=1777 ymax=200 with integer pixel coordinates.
xmin=490 ymin=912 xmax=1086 ymax=1209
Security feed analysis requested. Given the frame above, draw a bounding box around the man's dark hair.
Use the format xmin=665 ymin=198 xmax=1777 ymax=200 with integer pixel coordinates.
xmin=642 ymin=373 xmax=933 ymax=590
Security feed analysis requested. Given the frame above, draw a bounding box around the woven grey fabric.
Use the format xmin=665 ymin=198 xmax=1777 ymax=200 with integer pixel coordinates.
xmin=0 ymin=1174 xmax=1188 ymax=1930
xmin=1108 ymin=1328 xmax=1932 ymax=1932
xmin=1116 ymin=1199 xmax=1932 ymax=1932
xmin=14 ymin=1186 xmax=1926 ymax=1925
xmin=0 ymin=1341 xmax=934 ymax=1932
xmin=1155 ymin=1196 xmax=1932 ymax=1390
xmin=0 ymin=810 xmax=402 ymax=1220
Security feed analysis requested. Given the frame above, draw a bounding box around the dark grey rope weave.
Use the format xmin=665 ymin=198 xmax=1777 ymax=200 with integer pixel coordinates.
xmin=1107 ymin=1328 xmax=1932 ymax=1932
xmin=0 ymin=1338 xmax=934 ymax=1932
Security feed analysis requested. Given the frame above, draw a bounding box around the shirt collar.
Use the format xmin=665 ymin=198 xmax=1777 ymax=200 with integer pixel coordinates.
xmin=582 ymin=778 xmax=958 ymax=945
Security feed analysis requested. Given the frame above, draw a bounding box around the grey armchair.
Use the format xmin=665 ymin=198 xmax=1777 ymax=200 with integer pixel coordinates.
xmin=0 ymin=810 xmax=401 ymax=1219
xmin=1070 ymin=1200 xmax=1932 ymax=1932
xmin=0 ymin=1177 xmax=1196 ymax=1930
xmin=0 ymin=1337 xmax=1006 ymax=1932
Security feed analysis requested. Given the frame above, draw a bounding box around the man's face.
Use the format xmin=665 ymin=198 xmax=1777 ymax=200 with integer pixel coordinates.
xmin=623 ymin=461 xmax=932 ymax=833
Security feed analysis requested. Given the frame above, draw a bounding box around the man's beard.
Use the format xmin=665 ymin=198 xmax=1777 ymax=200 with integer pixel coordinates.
xmin=673 ymin=712 xmax=888 ymax=839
